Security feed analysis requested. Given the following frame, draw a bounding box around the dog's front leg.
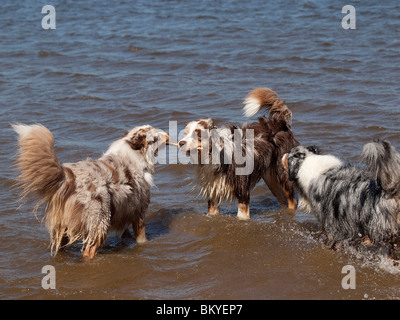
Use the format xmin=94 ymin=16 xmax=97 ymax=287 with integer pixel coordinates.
xmin=82 ymin=244 xmax=99 ymax=260
xmin=263 ymin=171 xmax=287 ymax=206
xmin=264 ymin=170 xmax=297 ymax=209
xmin=281 ymin=184 xmax=297 ymax=210
xmin=207 ymin=199 xmax=220 ymax=216
xmin=82 ymin=236 xmax=106 ymax=260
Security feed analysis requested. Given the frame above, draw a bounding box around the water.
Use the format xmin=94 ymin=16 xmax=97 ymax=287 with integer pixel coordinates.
xmin=1 ymin=0 xmax=400 ymax=300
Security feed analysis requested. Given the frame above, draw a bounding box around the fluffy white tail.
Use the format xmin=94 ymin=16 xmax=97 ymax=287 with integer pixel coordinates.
xmin=12 ymin=124 xmax=65 ymax=211
xmin=243 ymin=88 xmax=292 ymax=126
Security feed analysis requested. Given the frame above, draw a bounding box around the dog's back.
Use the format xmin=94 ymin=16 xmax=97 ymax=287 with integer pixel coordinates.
xmin=309 ymin=163 xmax=400 ymax=243
xmin=13 ymin=123 xmax=163 ymax=258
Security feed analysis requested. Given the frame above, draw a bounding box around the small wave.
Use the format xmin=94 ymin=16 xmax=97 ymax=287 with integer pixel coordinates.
xmin=322 ymin=67 xmax=353 ymax=73
xmin=168 ymin=110 xmax=194 ymax=117
xmin=54 ymin=95 xmax=108 ymax=102
xmin=268 ymin=67 xmax=311 ymax=76
xmin=195 ymin=15 xmax=219 ymax=21
xmin=38 ymin=51 xmax=62 ymax=58
xmin=124 ymin=104 xmax=140 ymax=109
xmin=293 ymin=216 xmax=400 ymax=276
xmin=128 ymin=45 xmax=146 ymax=52
xmin=339 ymin=242 xmax=400 ymax=275
xmin=81 ymin=95 xmax=107 ymax=101
xmin=194 ymin=63 xmax=210 ymax=70
xmin=151 ymin=51 xmax=171 ymax=57
xmin=287 ymin=56 xmax=328 ymax=62
xmin=71 ymin=73 xmax=96 ymax=78
xmin=0 ymin=176 xmax=17 ymax=189
xmin=47 ymin=71 xmax=96 ymax=78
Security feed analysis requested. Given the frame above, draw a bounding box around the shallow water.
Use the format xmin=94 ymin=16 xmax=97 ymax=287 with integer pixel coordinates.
xmin=1 ymin=0 xmax=400 ymax=300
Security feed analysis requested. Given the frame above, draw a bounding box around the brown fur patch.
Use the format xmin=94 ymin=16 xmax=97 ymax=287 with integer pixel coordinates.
xmin=127 ymin=128 xmax=152 ymax=150
xmin=282 ymin=154 xmax=289 ymax=172
xmin=100 ymin=159 xmax=119 ymax=183
xmin=246 ymin=88 xmax=292 ymax=126
xmin=197 ymin=120 xmax=213 ymax=130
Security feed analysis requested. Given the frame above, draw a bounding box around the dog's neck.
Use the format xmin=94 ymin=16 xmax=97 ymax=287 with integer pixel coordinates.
xmin=103 ymin=139 xmax=155 ymax=175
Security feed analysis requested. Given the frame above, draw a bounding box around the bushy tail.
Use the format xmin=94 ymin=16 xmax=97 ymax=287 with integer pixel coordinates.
xmin=243 ymin=88 xmax=292 ymax=126
xmin=362 ymin=139 xmax=400 ymax=198
xmin=12 ymin=124 xmax=65 ymax=212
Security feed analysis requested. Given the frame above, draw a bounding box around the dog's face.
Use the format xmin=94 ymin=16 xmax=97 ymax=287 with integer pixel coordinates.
xmin=124 ymin=125 xmax=169 ymax=156
xmin=282 ymin=146 xmax=320 ymax=181
xmin=178 ymin=119 xmax=215 ymax=155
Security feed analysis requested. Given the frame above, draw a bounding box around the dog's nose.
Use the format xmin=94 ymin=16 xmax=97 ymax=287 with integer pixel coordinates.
xmin=179 ymin=140 xmax=186 ymax=148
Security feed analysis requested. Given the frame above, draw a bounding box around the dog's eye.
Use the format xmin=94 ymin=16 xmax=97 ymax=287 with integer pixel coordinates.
xmin=306 ymin=146 xmax=320 ymax=154
xmin=293 ymin=153 xmax=305 ymax=159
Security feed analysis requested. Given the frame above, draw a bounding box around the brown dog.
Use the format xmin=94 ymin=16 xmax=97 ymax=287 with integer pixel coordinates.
xmin=178 ymin=88 xmax=299 ymax=220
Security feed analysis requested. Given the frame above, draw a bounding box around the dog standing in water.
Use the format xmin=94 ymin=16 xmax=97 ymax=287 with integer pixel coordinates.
xmin=13 ymin=123 xmax=168 ymax=259
xmin=178 ymin=88 xmax=299 ymax=220
xmin=283 ymin=141 xmax=400 ymax=256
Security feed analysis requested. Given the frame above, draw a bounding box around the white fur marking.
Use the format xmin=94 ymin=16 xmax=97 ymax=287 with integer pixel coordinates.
xmin=243 ymin=97 xmax=261 ymax=117
xmin=298 ymin=154 xmax=343 ymax=192
xmin=12 ymin=123 xmax=41 ymax=140
xmin=144 ymin=172 xmax=153 ymax=187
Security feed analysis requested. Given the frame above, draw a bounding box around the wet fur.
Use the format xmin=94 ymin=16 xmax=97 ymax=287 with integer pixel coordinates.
xmin=179 ymin=88 xmax=299 ymax=219
xmin=284 ymin=141 xmax=400 ymax=247
xmin=13 ymin=123 xmax=167 ymax=259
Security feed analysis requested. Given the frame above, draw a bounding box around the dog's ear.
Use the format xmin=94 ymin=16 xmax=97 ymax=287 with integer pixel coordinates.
xmin=306 ymin=146 xmax=320 ymax=155
xmin=127 ymin=131 xmax=147 ymax=150
xmin=196 ymin=118 xmax=215 ymax=130
xmin=208 ymin=119 xmax=216 ymax=130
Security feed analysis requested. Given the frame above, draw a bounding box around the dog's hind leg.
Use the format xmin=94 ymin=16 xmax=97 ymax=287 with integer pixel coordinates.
xmin=82 ymin=244 xmax=98 ymax=260
xmin=132 ymin=213 xmax=147 ymax=244
xmin=207 ymin=199 xmax=220 ymax=216
xmin=82 ymin=236 xmax=106 ymax=260
xmin=237 ymin=198 xmax=250 ymax=220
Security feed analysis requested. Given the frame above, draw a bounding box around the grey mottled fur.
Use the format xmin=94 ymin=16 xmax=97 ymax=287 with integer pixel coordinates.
xmin=285 ymin=141 xmax=400 ymax=246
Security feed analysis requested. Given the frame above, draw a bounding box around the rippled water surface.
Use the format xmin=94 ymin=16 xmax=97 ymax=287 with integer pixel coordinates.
xmin=1 ymin=0 xmax=400 ymax=299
